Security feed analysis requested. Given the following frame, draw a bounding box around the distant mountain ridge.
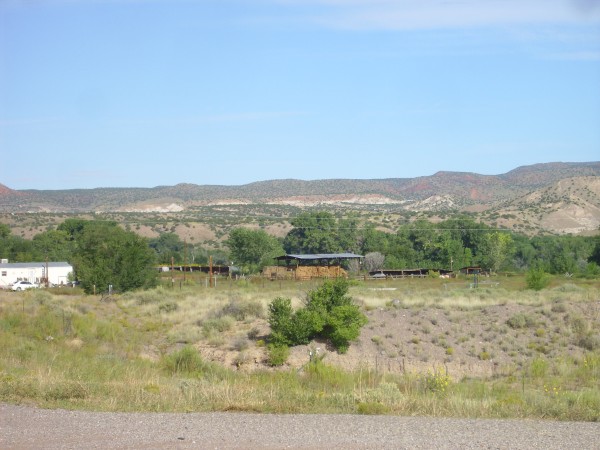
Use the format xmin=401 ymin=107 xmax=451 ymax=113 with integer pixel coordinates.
xmin=1 ymin=162 xmax=599 ymax=223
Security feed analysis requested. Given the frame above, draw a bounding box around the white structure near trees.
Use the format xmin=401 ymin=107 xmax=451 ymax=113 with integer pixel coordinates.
xmin=0 ymin=261 xmax=73 ymax=288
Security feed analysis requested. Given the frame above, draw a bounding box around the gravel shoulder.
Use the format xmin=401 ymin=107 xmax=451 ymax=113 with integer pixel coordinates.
xmin=2 ymin=403 xmax=599 ymax=449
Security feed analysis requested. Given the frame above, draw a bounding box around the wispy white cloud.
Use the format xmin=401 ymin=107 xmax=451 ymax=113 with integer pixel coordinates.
xmin=274 ymin=0 xmax=600 ymax=30
xmin=0 ymin=117 xmax=66 ymax=127
xmin=546 ymin=50 xmax=600 ymax=60
xmin=117 ymin=110 xmax=307 ymax=127
xmin=4 ymin=0 xmax=599 ymax=30
xmin=193 ymin=110 xmax=307 ymax=123
xmin=0 ymin=112 xmax=305 ymax=129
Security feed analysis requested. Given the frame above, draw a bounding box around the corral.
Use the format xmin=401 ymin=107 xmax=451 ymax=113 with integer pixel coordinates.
xmin=263 ymin=253 xmax=363 ymax=280
xmin=157 ymin=264 xmax=231 ymax=276
xmin=369 ymin=268 xmax=454 ymax=279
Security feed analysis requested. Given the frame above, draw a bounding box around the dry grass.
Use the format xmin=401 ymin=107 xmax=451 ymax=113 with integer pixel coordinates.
xmin=0 ymin=275 xmax=599 ymax=419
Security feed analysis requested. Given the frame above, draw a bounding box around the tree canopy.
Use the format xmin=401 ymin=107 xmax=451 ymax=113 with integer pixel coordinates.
xmin=225 ymin=227 xmax=284 ymax=272
xmin=71 ymin=221 xmax=157 ymax=294
xmin=283 ymin=211 xmax=360 ymax=254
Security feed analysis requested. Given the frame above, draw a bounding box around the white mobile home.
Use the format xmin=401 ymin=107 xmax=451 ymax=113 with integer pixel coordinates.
xmin=0 ymin=261 xmax=73 ymax=289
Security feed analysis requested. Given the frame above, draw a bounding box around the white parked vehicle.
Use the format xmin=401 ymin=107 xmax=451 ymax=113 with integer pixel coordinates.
xmin=11 ymin=281 xmax=38 ymax=291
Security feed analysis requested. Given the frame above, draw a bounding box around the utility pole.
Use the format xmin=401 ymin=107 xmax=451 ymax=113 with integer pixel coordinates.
xmin=45 ymin=256 xmax=49 ymax=288
xmin=209 ymin=255 xmax=213 ymax=288
xmin=171 ymin=256 xmax=175 ymax=288
xmin=183 ymin=239 xmax=187 ymax=282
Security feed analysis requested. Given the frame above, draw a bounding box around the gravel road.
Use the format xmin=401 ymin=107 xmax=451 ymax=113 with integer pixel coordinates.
xmin=1 ymin=403 xmax=599 ymax=449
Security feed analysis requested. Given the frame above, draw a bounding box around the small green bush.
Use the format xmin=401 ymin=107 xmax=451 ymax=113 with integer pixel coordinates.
xmin=577 ymin=333 xmax=600 ymax=351
xmin=130 ymin=289 xmax=164 ymax=305
xmin=506 ymin=313 xmax=536 ymax=329
xmin=247 ymin=327 xmax=260 ymax=340
xmin=535 ymin=328 xmax=546 ymax=338
xmin=570 ymin=316 xmax=589 ymax=335
xmin=158 ymin=302 xmax=178 ymax=313
xmin=526 ymin=267 xmax=550 ymax=291
xmin=530 ymin=357 xmax=548 ymax=378
xmin=423 ymin=371 xmax=451 ymax=394
xmin=267 ymin=344 xmax=289 ymax=366
xmin=231 ymin=335 xmax=249 ymax=351
xmin=0 ymin=312 xmax=24 ymax=333
xmin=31 ymin=289 xmax=53 ymax=305
xmin=479 ymin=351 xmax=491 ymax=361
xmin=371 ymin=336 xmax=383 ymax=345
xmin=201 ymin=316 xmax=234 ymax=334
xmin=219 ymin=299 xmax=264 ymax=320
xmin=267 ymin=297 xmax=294 ymax=346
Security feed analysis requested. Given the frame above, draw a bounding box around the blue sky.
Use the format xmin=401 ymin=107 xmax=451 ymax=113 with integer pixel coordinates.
xmin=1 ymin=0 xmax=599 ymax=190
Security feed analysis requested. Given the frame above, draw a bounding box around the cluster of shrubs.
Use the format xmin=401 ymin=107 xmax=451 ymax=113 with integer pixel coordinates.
xmin=267 ymin=279 xmax=367 ymax=365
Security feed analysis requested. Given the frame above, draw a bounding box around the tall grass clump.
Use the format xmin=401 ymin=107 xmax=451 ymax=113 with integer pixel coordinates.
xmin=124 ymin=288 xmax=166 ymax=305
xmin=162 ymin=346 xmax=206 ymax=375
xmin=218 ymin=298 xmax=264 ymax=320
xmin=200 ymin=316 xmax=235 ymax=334
xmin=266 ymin=344 xmax=289 ymax=366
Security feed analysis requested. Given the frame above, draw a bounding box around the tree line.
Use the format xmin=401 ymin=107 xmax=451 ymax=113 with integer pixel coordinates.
xmin=225 ymin=212 xmax=600 ymax=278
xmin=1 ymin=213 xmax=599 ymax=294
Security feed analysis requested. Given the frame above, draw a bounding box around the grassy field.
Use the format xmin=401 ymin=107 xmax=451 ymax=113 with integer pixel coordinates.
xmin=0 ymin=274 xmax=599 ymax=420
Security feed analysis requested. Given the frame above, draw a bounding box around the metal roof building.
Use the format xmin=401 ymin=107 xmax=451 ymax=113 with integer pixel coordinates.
xmin=264 ymin=253 xmax=363 ymax=281
xmin=0 ymin=261 xmax=73 ymax=288
xmin=274 ymin=253 xmax=364 ymax=263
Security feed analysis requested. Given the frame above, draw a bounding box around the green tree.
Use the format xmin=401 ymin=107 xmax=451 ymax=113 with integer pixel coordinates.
xmin=32 ymin=230 xmax=73 ymax=261
xmin=385 ymin=230 xmax=418 ymax=268
xmin=0 ymin=224 xmax=19 ymax=260
xmin=0 ymin=223 xmax=10 ymax=239
xmin=406 ymin=220 xmax=439 ymax=266
xmin=442 ymin=217 xmax=487 ymax=253
xmin=225 ymin=227 xmax=283 ymax=272
xmin=283 ymin=212 xmax=340 ymax=254
xmin=589 ymin=237 xmax=600 ymax=266
xmin=359 ymin=223 xmax=390 ymax=254
xmin=336 ymin=214 xmax=361 ymax=253
xmin=57 ymin=218 xmax=89 ymax=240
xmin=149 ymin=232 xmax=185 ymax=264
xmin=0 ymin=232 xmax=34 ymax=262
xmin=72 ymin=221 xmax=157 ymax=294
xmin=480 ymin=231 xmax=514 ymax=273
